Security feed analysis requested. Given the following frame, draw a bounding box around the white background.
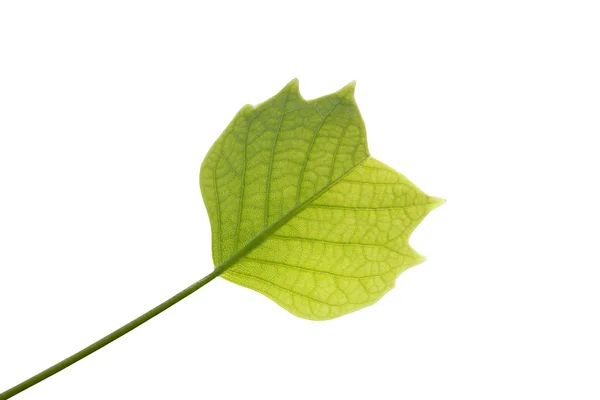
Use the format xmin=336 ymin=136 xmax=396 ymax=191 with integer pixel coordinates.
xmin=1 ymin=1 xmax=599 ymax=399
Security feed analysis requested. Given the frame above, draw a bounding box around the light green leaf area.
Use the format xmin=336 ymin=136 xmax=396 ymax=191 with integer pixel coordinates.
xmin=200 ymin=79 xmax=443 ymax=320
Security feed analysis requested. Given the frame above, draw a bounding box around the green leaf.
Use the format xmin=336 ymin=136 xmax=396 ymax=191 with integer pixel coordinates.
xmin=0 ymin=79 xmax=443 ymax=400
xmin=200 ymin=79 xmax=443 ymax=320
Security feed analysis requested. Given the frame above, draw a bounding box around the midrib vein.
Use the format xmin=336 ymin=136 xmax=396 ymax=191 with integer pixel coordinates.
xmin=214 ymin=156 xmax=372 ymax=275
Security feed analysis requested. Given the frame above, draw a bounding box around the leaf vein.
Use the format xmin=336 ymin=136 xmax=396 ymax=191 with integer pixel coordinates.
xmin=243 ymin=257 xmax=391 ymax=279
xmin=269 ymin=234 xmax=417 ymax=258
xmin=295 ymin=101 xmax=341 ymax=204
xmin=226 ymin=270 xmax=344 ymax=306
xmin=264 ymin=91 xmax=290 ymax=228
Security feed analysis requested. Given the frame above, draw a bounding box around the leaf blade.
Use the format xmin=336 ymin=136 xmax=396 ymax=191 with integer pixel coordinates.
xmin=200 ymin=80 xmax=441 ymax=320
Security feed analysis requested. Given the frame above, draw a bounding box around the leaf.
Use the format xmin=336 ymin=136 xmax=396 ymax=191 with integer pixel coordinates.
xmin=200 ymin=79 xmax=443 ymax=320
xmin=0 ymin=80 xmax=442 ymax=400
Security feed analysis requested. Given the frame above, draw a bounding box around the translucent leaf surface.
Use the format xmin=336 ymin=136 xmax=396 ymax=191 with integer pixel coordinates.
xmin=200 ymin=79 xmax=442 ymax=320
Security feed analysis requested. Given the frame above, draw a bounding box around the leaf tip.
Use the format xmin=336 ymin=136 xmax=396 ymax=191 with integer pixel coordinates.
xmin=335 ymin=80 xmax=357 ymax=100
xmin=406 ymin=248 xmax=428 ymax=267
xmin=346 ymin=80 xmax=357 ymax=92
xmin=282 ymin=78 xmax=300 ymax=95
xmin=429 ymin=197 xmax=446 ymax=209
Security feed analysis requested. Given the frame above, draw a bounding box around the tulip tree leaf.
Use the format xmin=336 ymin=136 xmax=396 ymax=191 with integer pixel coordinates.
xmin=200 ymin=79 xmax=442 ymax=320
xmin=0 ymin=80 xmax=445 ymax=400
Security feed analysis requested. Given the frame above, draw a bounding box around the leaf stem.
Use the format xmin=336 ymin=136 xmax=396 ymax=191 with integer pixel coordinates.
xmin=0 ymin=267 xmax=224 ymax=400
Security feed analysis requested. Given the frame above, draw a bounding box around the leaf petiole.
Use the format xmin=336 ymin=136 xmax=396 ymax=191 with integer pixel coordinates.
xmin=0 ymin=267 xmax=224 ymax=400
